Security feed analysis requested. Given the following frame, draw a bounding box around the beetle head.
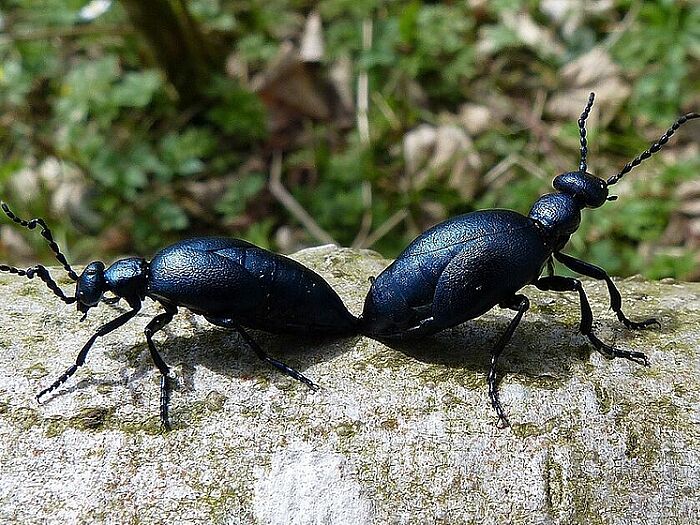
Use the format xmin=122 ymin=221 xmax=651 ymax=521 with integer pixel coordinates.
xmin=553 ymin=171 xmax=608 ymax=208
xmin=76 ymin=261 xmax=106 ymax=319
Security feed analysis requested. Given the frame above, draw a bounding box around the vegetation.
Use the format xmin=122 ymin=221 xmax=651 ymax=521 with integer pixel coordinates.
xmin=1 ymin=0 xmax=698 ymax=279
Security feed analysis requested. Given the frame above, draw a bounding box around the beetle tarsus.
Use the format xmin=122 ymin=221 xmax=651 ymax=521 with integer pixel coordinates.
xmin=160 ymin=375 xmax=172 ymax=432
xmin=586 ymin=332 xmax=649 ymax=367
xmin=553 ymin=252 xmax=658 ymax=332
xmin=145 ymin=306 xmax=178 ymax=429
xmin=36 ymin=307 xmax=140 ymax=406
xmin=36 ymin=363 xmax=79 ymax=401
xmin=205 ymin=316 xmax=320 ymax=392
xmin=487 ymin=294 xmax=529 ymax=427
xmin=535 ymin=275 xmax=650 ymax=367
xmin=262 ymin=354 xmax=320 ymax=392
xmin=616 ymin=313 xmax=659 ymax=331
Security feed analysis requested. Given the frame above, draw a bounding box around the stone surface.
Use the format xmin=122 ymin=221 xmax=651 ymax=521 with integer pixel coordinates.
xmin=0 ymin=245 xmax=698 ymax=524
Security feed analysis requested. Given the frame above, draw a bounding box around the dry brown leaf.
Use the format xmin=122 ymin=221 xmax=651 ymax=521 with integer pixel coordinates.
xmin=0 ymin=226 xmax=33 ymax=262
xmin=546 ymin=47 xmax=630 ymax=126
xmin=253 ymin=42 xmax=331 ymax=122
xmin=560 ymin=46 xmax=619 ymax=86
xmin=300 ymin=11 xmax=324 ymax=63
xmin=459 ymin=103 xmax=493 ymax=136
xmin=503 ymin=11 xmax=566 ymax=58
xmin=540 ymin=0 xmax=614 ymax=38
xmin=403 ymin=124 xmax=482 ymax=200
xmin=418 ymin=200 xmax=448 ymax=226
xmin=403 ymin=124 xmax=437 ymax=176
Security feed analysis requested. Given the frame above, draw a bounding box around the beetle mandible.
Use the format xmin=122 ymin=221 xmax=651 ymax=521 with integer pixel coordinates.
xmin=361 ymin=93 xmax=699 ymax=426
xmin=0 ymin=215 xmax=358 ymax=430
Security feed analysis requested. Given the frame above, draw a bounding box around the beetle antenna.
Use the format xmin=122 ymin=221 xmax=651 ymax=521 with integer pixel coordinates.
xmin=607 ymin=112 xmax=700 ymax=186
xmin=578 ymin=92 xmax=595 ymax=173
xmin=0 ymin=264 xmax=77 ymax=304
xmin=1 ymin=202 xmax=79 ymax=281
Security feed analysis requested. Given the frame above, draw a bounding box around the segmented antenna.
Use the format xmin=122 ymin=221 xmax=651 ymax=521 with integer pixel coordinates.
xmin=1 ymin=202 xmax=79 ymax=281
xmin=578 ymin=92 xmax=595 ymax=173
xmin=0 ymin=264 xmax=77 ymax=304
xmin=607 ymin=112 xmax=700 ymax=186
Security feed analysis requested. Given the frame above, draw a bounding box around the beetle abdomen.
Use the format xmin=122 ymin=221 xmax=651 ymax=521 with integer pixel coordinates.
xmin=362 ymin=210 xmax=548 ymax=336
xmin=430 ymin=222 xmax=545 ymax=329
xmin=147 ymin=237 xmax=357 ymax=334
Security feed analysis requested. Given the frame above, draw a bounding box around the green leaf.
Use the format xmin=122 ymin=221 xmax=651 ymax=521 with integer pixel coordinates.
xmin=110 ymin=70 xmax=163 ymax=108
xmin=153 ymin=198 xmax=189 ymax=231
xmin=205 ymin=79 xmax=267 ymax=144
xmin=159 ymin=128 xmax=217 ymax=177
xmin=216 ymin=173 xmax=267 ymax=217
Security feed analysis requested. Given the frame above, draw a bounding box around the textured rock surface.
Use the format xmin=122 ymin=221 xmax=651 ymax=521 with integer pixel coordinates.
xmin=0 ymin=245 xmax=698 ymax=524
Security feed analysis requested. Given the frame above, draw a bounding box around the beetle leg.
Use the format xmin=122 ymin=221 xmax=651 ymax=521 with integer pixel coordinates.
xmin=37 ymin=305 xmax=141 ymax=402
xmin=144 ymin=305 xmax=178 ymax=431
xmin=205 ymin=316 xmax=319 ymax=391
xmin=553 ymin=252 xmax=659 ymax=330
xmin=535 ymin=275 xmax=649 ymax=366
xmin=490 ymin=294 xmax=530 ymax=428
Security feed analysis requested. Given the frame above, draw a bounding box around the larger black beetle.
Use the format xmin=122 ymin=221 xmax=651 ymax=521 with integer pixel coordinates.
xmin=0 ymin=214 xmax=357 ymax=429
xmin=361 ymin=93 xmax=698 ymax=426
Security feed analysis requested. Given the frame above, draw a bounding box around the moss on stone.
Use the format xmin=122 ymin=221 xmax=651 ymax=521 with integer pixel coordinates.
xmin=0 ymin=250 xmax=698 ymax=523
xmin=69 ymin=406 xmax=114 ymax=431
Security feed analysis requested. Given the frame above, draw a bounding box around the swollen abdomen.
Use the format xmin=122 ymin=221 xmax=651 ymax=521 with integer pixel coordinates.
xmin=147 ymin=238 xmax=357 ymax=334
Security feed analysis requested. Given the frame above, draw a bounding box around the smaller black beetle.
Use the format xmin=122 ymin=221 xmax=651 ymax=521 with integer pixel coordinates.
xmin=0 ymin=210 xmax=357 ymax=429
xmin=361 ymin=93 xmax=698 ymax=426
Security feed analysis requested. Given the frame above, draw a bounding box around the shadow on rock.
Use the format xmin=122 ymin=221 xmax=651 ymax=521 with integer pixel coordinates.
xmin=367 ymin=314 xmax=586 ymax=386
xmin=130 ymin=325 xmax=359 ymax=390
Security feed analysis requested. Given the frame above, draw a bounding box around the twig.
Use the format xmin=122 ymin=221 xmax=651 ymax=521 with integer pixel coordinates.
xmin=483 ymin=154 xmax=517 ymax=186
xmin=603 ymin=1 xmax=640 ymax=49
xmin=351 ymin=181 xmax=373 ymax=248
xmin=372 ymin=92 xmax=401 ymax=131
xmin=0 ymin=24 xmax=133 ymax=44
xmin=514 ymin=154 xmax=549 ymax=181
xmin=362 ymin=209 xmax=409 ymax=249
xmin=357 ymin=18 xmax=372 ymax=145
xmin=268 ymin=150 xmax=337 ymax=246
xmin=532 ymin=89 xmax=546 ymax=125
xmin=352 ymin=17 xmax=374 ymax=247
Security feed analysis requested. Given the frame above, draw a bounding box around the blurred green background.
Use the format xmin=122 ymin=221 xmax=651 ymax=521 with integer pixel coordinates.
xmin=1 ymin=0 xmax=699 ymax=279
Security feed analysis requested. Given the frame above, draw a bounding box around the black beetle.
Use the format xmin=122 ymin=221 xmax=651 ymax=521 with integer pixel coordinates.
xmin=361 ymin=93 xmax=699 ymax=426
xmin=0 ymin=208 xmax=357 ymax=429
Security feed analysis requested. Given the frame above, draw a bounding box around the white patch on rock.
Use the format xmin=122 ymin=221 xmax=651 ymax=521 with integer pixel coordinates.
xmin=253 ymin=449 xmax=374 ymax=525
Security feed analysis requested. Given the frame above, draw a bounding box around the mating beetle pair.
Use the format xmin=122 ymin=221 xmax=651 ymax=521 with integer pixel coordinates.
xmin=2 ymin=93 xmax=697 ymax=429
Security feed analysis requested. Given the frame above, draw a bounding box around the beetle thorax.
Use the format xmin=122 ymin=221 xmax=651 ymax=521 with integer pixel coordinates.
xmin=529 ymin=170 xmax=610 ymax=251
xmin=528 ymin=193 xmax=582 ymax=251
xmin=104 ymin=257 xmax=148 ymax=301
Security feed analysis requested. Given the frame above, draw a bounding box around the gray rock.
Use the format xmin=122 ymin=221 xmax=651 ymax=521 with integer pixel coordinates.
xmin=0 ymin=245 xmax=698 ymax=524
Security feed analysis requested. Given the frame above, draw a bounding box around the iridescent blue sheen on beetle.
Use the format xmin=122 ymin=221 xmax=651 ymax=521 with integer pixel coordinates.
xmin=361 ymin=93 xmax=699 ymax=426
xmin=0 ymin=215 xmax=357 ymax=430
